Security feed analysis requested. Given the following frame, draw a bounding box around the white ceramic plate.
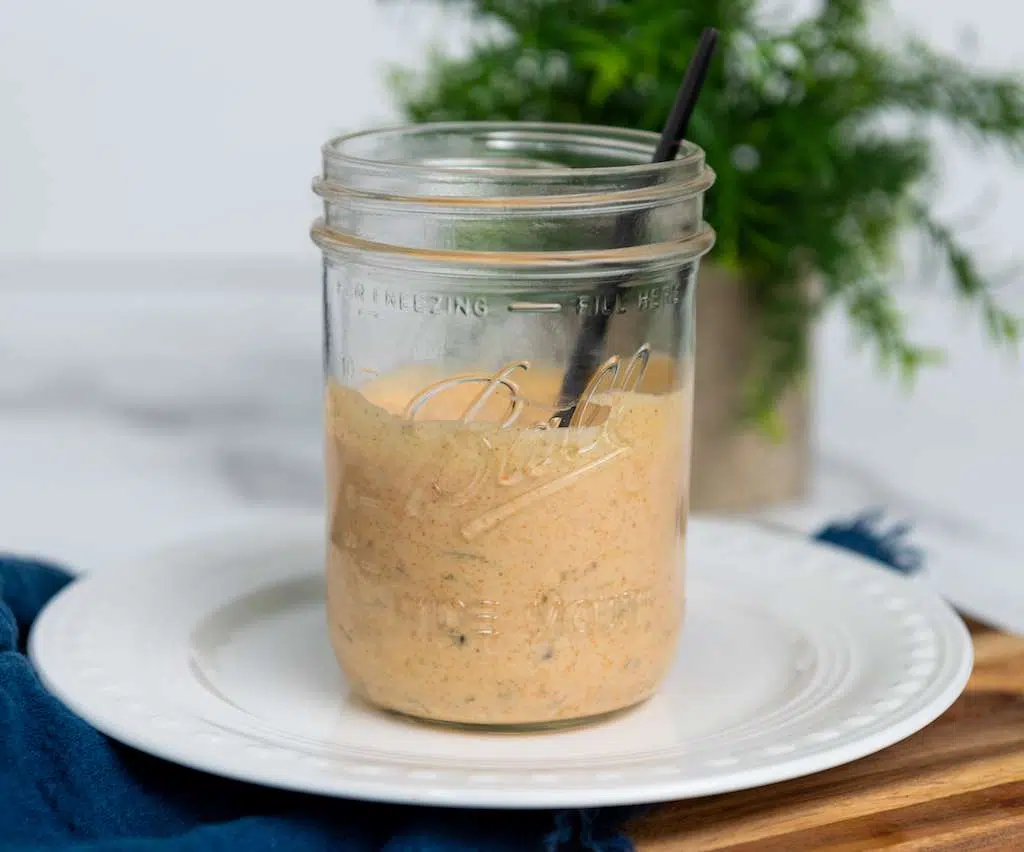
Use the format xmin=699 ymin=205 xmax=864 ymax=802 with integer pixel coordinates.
xmin=30 ymin=516 xmax=972 ymax=809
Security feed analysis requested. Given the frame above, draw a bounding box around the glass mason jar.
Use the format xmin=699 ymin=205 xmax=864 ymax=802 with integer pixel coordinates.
xmin=312 ymin=123 xmax=715 ymax=729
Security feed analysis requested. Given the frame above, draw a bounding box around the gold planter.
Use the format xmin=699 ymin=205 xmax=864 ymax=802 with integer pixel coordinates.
xmin=691 ymin=264 xmax=812 ymax=512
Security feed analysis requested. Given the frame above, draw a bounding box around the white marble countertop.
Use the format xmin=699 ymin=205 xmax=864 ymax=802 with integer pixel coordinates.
xmin=1 ymin=258 xmax=1021 ymax=630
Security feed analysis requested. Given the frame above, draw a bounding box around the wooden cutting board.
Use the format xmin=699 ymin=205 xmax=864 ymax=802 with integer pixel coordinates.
xmin=631 ymin=620 xmax=1024 ymax=850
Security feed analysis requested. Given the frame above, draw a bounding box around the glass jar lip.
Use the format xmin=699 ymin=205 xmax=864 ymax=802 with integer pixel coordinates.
xmin=322 ymin=121 xmax=705 ymax=181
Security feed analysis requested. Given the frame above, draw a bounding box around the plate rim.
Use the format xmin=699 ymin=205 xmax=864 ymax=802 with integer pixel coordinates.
xmin=29 ymin=515 xmax=974 ymax=809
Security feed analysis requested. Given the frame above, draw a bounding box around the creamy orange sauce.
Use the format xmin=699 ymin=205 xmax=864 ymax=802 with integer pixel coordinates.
xmin=325 ymin=358 xmax=692 ymax=726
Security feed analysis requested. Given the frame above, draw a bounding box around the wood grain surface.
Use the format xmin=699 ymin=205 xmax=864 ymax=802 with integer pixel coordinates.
xmin=631 ymin=621 xmax=1024 ymax=851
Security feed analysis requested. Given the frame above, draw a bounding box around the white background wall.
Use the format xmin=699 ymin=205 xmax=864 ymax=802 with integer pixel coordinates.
xmin=0 ymin=0 xmax=466 ymax=259
xmin=0 ymin=0 xmax=1021 ymax=270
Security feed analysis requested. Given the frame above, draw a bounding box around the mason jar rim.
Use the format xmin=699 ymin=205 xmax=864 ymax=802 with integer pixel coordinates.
xmin=322 ymin=121 xmax=704 ymax=182
xmin=310 ymin=220 xmax=716 ymax=279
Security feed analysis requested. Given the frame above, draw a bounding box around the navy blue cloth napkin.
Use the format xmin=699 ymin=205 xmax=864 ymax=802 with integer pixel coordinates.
xmin=0 ymin=511 xmax=919 ymax=852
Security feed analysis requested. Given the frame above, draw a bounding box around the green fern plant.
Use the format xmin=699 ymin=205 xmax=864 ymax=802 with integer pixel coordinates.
xmin=384 ymin=0 xmax=1024 ymax=427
